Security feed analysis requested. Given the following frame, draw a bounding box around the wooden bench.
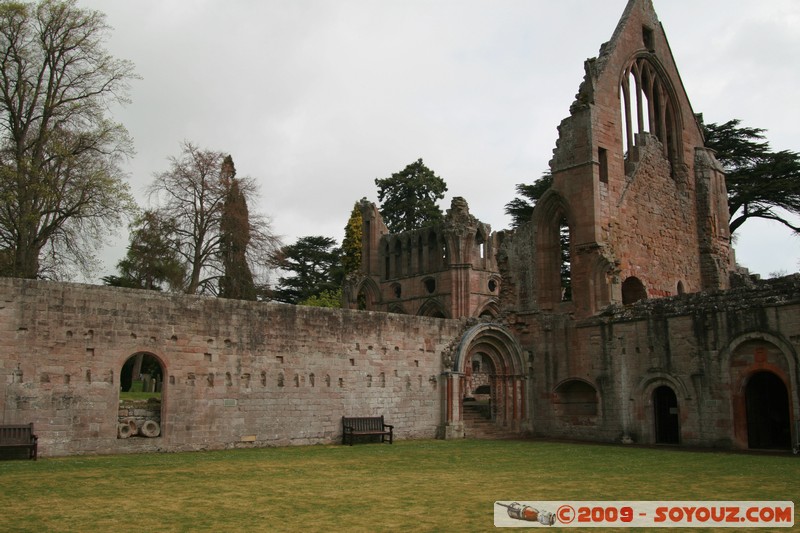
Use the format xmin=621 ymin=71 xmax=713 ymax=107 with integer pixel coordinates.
xmin=342 ymin=416 xmax=393 ymax=446
xmin=0 ymin=423 xmax=38 ymax=460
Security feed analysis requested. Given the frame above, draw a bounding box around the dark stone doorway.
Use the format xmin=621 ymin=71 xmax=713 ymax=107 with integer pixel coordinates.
xmin=745 ymin=372 xmax=791 ymax=450
xmin=653 ymin=385 xmax=679 ymax=444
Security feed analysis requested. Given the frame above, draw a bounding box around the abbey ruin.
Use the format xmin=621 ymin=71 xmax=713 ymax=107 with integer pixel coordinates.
xmin=1 ymin=0 xmax=798 ymax=456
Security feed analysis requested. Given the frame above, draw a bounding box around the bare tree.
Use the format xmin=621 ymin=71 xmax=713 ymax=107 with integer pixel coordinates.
xmin=0 ymin=0 xmax=138 ymax=279
xmin=148 ymin=142 xmax=279 ymax=295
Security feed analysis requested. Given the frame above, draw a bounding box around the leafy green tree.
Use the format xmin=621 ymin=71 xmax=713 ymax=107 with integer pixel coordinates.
xmin=0 ymin=0 xmax=138 ymax=279
xmin=375 ymin=158 xmax=447 ymax=233
xmin=300 ymin=287 xmax=343 ymax=308
xmin=703 ymin=119 xmax=800 ymax=234
xmin=102 ymin=210 xmax=184 ymax=291
xmin=218 ymin=156 xmax=256 ymax=301
xmin=272 ymin=236 xmax=342 ymax=304
xmin=341 ymin=201 xmax=363 ymax=275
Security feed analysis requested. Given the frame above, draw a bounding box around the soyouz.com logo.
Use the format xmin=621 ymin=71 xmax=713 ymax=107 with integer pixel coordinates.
xmin=493 ymin=501 xmax=794 ymax=528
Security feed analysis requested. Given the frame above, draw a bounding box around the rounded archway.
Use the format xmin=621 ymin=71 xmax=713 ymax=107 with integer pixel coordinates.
xmin=118 ymin=352 xmax=165 ymax=440
xmin=745 ymin=371 xmax=791 ymax=450
xmin=444 ymin=324 xmax=527 ymax=439
xmin=621 ymin=276 xmax=647 ymax=304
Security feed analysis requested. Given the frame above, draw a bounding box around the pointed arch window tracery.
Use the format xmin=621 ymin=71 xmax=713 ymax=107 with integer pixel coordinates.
xmin=619 ymin=55 xmax=681 ymax=172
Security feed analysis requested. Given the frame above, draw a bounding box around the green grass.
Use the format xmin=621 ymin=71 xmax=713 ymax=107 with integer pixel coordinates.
xmin=0 ymin=439 xmax=797 ymax=532
xmin=118 ymin=391 xmax=161 ymax=401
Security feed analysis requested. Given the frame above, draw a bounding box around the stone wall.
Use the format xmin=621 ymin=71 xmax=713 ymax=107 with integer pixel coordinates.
xmin=516 ymin=275 xmax=800 ymax=448
xmin=0 ymin=278 xmax=464 ymax=457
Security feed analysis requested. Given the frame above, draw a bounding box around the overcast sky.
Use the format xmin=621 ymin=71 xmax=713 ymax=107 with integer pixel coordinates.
xmin=76 ymin=0 xmax=800 ymax=281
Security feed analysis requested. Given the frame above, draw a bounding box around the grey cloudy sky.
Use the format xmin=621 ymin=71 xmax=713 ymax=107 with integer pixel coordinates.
xmin=77 ymin=0 xmax=800 ymax=280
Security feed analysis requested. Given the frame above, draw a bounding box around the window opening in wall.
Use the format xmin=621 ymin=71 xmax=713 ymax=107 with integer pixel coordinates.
xmin=394 ymin=239 xmax=402 ymax=278
xmin=621 ymin=277 xmax=647 ymax=304
xmin=676 ymin=281 xmax=685 ymax=295
xmin=427 ymin=232 xmax=438 ymax=270
xmin=383 ymin=241 xmax=390 ymax=279
xmin=364 ymin=220 xmax=371 ymax=270
xmin=598 ymin=147 xmax=609 ymax=184
xmin=488 ymin=279 xmax=497 ymax=292
xmin=559 ymin=217 xmax=572 ymax=301
xmin=475 ymin=232 xmax=486 ymax=262
xmin=424 ymin=278 xmax=436 ymax=294
xmin=642 ymin=26 xmax=655 ymax=51
xmin=620 ymin=56 xmax=679 ymax=174
xmin=392 ymin=283 xmax=402 ymax=298
xmin=118 ymin=352 xmax=163 ymax=440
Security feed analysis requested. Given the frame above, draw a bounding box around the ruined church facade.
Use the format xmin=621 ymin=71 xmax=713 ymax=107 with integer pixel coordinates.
xmin=344 ymin=0 xmax=797 ymax=450
xmin=1 ymin=0 xmax=797 ymax=456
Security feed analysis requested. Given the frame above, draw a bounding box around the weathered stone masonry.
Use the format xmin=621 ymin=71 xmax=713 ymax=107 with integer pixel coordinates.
xmin=0 ymin=278 xmax=463 ymax=456
xmin=1 ymin=0 xmax=799 ymax=456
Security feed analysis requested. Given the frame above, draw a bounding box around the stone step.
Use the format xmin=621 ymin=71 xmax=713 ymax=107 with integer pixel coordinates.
xmin=461 ymin=403 xmax=518 ymax=439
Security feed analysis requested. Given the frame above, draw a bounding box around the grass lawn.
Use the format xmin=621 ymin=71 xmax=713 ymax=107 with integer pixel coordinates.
xmin=0 ymin=439 xmax=797 ymax=532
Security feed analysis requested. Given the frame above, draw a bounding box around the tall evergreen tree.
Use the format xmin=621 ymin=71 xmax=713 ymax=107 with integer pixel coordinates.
xmin=703 ymin=119 xmax=800 ymax=234
xmin=272 ymin=236 xmax=342 ymax=304
xmin=342 ymin=201 xmax=363 ymax=275
xmin=218 ymin=156 xmax=256 ymax=300
xmin=504 ymin=172 xmax=553 ymax=229
xmin=375 ymin=159 xmax=447 ymax=233
xmin=102 ymin=210 xmax=184 ymax=291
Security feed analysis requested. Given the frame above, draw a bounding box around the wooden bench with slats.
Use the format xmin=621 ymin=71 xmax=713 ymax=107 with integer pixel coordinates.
xmin=342 ymin=416 xmax=393 ymax=446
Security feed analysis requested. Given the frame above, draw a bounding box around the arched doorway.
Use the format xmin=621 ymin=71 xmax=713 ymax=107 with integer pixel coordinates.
xmin=444 ymin=324 xmax=527 ymax=439
xmin=118 ymin=352 xmax=165 ymax=439
xmin=745 ymin=372 xmax=791 ymax=450
xmin=653 ymin=385 xmax=679 ymax=444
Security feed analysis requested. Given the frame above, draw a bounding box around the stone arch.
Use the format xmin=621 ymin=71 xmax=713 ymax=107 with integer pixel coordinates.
xmin=117 ymin=351 xmax=166 ymax=440
xmin=588 ymin=252 xmax=616 ymax=312
xmin=475 ymin=299 xmax=499 ymax=319
xmin=355 ymin=277 xmax=381 ymax=311
xmin=721 ymin=332 xmax=798 ymax=450
xmin=417 ymin=299 xmax=448 ymax=318
xmin=532 ymin=190 xmax=574 ymax=310
xmin=619 ymin=53 xmax=683 ymax=173
xmin=442 ymin=324 xmax=528 ymax=438
xmin=387 ymin=303 xmax=407 ymax=315
xmin=553 ymin=378 xmax=599 ymax=420
xmin=622 ymin=276 xmax=647 ymax=304
xmin=634 ymin=372 xmax=689 ymax=445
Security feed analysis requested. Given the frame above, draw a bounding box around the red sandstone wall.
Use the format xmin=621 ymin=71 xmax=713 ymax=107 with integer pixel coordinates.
xmin=0 ymin=278 xmax=463 ymax=457
xmin=517 ymin=280 xmax=800 ymax=448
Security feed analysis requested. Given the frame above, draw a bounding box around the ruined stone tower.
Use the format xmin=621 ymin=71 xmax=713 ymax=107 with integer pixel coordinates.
xmin=503 ymin=0 xmax=733 ymax=319
xmin=345 ymin=197 xmax=501 ymax=319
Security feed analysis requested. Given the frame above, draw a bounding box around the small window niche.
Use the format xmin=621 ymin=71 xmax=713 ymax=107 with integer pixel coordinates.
xmin=642 ymin=26 xmax=655 ymax=51
xmin=598 ymin=147 xmax=609 ymax=184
